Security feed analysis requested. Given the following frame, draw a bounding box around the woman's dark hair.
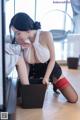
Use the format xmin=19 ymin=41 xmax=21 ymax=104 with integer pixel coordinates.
xmin=9 ymin=12 xmax=41 ymax=31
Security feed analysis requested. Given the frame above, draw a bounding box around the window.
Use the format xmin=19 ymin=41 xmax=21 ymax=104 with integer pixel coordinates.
xmin=5 ymin=0 xmax=15 ymax=35
xmin=6 ymin=0 xmax=73 ymax=61
xmin=6 ymin=0 xmax=36 ymax=35
xmin=53 ymin=0 xmax=70 ymax=3
xmin=35 ymin=0 xmax=73 ymax=60
xmin=15 ymin=0 xmax=35 ymax=20
xmin=0 ymin=0 xmax=5 ymax=111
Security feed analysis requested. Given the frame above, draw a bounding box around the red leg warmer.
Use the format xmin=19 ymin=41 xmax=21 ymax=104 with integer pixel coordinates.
xmin=54 ymin=77 xmax=70 ymax=90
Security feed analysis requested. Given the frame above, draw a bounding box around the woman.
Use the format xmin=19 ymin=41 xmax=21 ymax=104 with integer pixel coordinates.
xmin=9 ymin=12 xmax=78 ymax=103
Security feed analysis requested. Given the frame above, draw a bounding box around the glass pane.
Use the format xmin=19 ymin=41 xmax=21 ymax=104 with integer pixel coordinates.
xmin=0 ymin=0 xmax=5 ymax=111
xmin=65 ymin=3 xmax=73 ymax=32
xmin=15 ymin=0 xmax=35 ymax=20
xmin=40 ymin=8 xmax=66 ymax=31
xmin=36 ymin=0 xmax=66 ymax=30
xmin=0 ymin=3 xmax=3 ymax=108
xmin=54 ymin=40 xmax=68 ymax=60
xmin=53 ymin=0 xmax=70 ymax=2
xmin=6 ymin=0 xmax=15 ymax=35
xmin=36 ymin=0 xmax=72 ymax=60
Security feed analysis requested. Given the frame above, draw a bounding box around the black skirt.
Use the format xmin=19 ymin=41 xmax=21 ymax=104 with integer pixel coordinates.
xmin=29 ymin=60 xmax=62 ymax=84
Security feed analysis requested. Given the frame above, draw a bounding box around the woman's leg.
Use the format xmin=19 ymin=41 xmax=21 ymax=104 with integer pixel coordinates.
xmin=53 ymin=76 xmax=78 ymax=103
xmin=51 ymin=62 xmax=78 ymax=103
xmin=16 ymin=56 xmax=29 ymax=85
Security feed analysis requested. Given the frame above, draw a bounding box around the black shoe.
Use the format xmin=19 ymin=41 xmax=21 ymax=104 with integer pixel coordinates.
xmin=53 ymin=86 xmax=60 ymax=95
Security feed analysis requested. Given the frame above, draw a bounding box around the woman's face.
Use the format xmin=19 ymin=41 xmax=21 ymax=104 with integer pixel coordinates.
xmin=11 ymin=27 xmax=29 ymax=45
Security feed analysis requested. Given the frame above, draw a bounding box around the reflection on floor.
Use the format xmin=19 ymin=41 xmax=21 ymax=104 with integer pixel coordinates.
xmin=16 ymin=66 xmax=80 ymax=120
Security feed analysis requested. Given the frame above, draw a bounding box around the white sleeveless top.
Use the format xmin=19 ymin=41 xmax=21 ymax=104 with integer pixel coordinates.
xmin=23 ymin=30 xmax=50 ymax=63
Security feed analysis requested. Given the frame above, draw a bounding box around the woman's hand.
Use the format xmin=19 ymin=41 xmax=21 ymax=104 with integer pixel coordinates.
xmin=42 ymin=78 xmax=49 ymax=86
xmin=20 ymin=39 xmax=31 ymax=49
xmin=21 ymin=43 xmax=31 ymax=49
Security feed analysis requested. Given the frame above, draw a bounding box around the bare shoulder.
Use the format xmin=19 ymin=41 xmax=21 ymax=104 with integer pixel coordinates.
xmin=40 ymin=31 xmax=51 ymax=38
xmin=40 ymin=31 xmax=53 ymax=43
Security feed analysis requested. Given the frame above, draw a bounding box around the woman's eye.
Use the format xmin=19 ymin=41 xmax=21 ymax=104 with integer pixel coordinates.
xmin=16 ymin=32 xmax=21 ymax=35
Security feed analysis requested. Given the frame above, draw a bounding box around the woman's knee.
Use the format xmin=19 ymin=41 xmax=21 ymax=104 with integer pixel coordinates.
xmin=53 ymin=77 xmax=78 ymax=103
xmin=68 ymin=94 xmax=78 ymax=103
xmin=62 ymin=87 xmax=78 ymax=103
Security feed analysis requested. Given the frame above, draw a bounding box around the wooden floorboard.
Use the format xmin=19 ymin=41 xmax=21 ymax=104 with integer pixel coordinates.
xmin=16 ymin=66 xmax=80 ymax=120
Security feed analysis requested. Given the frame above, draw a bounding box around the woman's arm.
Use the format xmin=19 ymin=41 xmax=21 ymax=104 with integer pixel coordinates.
xmin=42 ymin=32 xmax=55 ymax=84
xmin=16 ymin=56 xmax=29 ymax=85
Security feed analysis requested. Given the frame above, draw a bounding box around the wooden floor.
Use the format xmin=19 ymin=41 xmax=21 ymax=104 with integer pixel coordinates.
xmin=16 ymin=66 xmax=80 ymax=120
